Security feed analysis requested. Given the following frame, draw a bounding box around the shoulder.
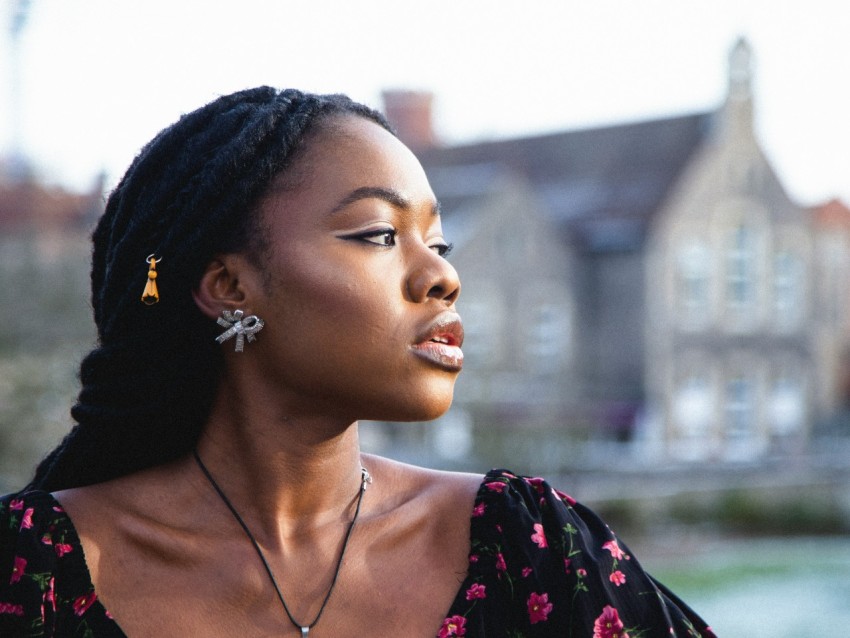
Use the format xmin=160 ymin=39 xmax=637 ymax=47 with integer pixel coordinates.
xmin=1 ymin=489 xmax=72 ymax=584
xmin=0 ymin=490 xmax=98 ymax=634
xmin=456 ymin=470 xmax=715 ymax=636
xmin=360 ymin=454 xmax=482 ymax=515
xmin=1 ymin=489 xmax=75 ymax=563
xmin=358 ymin=456 xmax=483 ymax=574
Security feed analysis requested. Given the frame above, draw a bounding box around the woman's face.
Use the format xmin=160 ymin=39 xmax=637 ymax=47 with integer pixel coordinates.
xmin=245 ymin=115 xmax=463 ymax=423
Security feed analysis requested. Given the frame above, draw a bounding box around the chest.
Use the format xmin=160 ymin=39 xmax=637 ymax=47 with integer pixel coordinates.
xmin=87 ymin=514 xmax=470 ymax=637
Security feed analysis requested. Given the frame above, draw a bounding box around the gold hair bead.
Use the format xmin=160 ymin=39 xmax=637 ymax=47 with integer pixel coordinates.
xmin=141 ymin=254 xmax=162 ymax=305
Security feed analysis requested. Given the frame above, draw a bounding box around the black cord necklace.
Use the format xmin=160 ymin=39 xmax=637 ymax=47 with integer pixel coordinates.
xmin=192 ymin=449 xmax=371 ymax=637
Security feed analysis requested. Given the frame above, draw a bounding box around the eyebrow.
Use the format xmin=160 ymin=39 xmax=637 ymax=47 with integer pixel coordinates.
xmin=329 ymin=186 xmax=441 ymax=216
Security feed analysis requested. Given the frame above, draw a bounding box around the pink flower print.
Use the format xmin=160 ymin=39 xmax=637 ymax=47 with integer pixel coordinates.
xmin=469 ymin=554 xmax=479 ymax=563
xmin=485 ymin=481 xmax=507 ymax=493
xmin=9 ymin=499 xmax=24 ymax=511
xmin=602 ymin=540 xmax=626 ymax=560
xmin=495 ymin=553 xmax=507 ymax=572
xmin=0 ymin=602 xmax=25 ymax=616
xmin=553 ymin=488 xmax=577 ymax=506
xmin=465 ymin=583 xmax=486 ymax=600
xmin=531 ymin=523 xmax=548 ymax=548
xmin=72 ymin=592 xmax=97 ymax=617
xmin=10 ymin=556 xmax=26 ymax=584
xmin=564 ymin=558 xmax=572 ymax=574
xmin=438 ymin=615 xmax=467 ymax=637
xmin=54 ymin=543 xmax=73 ymax=557
xmin=527 ymin=592 xmax=553 ymax=624
xmin=577 ymin=568 xmax=587 ymax=578
xmin=41 ymin=533 xmax=52 ymax=545
xmin=20 ymin=507 xmax=34 ymax=530
xmin=609 ymin=570 xmax=626 ymax=586
xmin=45 ymin=577 xmax=56 ymax=611
xmin=525 ymin=477 xmax=546 ymax=494
xmin=593 ymin=605 xmax=629 ymax=638
xmin=52 ymin=505 xmax=64 ymax=513
xmin=472 ymin=503 xmax=486 ymax=517
xmin=500 ymin=471 xmax=517 ymax=479
xmin=495 ymin=524 xmax=502 ymax=533
xmin=522 ymin=566 xmax=533 ymax=578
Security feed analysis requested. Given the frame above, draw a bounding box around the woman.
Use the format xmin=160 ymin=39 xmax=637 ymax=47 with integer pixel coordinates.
xmin=1 ymin=88 xmax=713 ymax=637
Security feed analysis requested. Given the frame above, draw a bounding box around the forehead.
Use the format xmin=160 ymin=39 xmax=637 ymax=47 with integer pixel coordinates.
xmin=271 ymin=115 xmax=436 ymax=210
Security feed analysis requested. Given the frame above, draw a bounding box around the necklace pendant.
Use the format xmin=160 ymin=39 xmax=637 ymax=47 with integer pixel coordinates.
xmin=300 ymin=628 xmax=309 ymax=637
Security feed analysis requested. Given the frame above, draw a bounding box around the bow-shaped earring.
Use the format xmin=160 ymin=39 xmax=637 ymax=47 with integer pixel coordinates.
xmin=215 ymin=309 xmax=265 ymax=352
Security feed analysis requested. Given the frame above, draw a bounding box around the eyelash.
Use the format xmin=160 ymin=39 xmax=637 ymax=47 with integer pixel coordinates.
xmin=435 ymin=242 xmax=454 ymax=258
xmin=354 ymin=228 xmax=397 ymax=247
xmin=345 ymin=229 xmax=454 ymax=258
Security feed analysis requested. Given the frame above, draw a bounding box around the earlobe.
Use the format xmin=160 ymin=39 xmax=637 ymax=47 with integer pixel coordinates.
xmin=192 ymin=256 xmax=251 ymax=320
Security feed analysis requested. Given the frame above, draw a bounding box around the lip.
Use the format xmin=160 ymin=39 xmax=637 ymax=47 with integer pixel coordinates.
xmin=411 ymin=313 xmax=464 ymax=371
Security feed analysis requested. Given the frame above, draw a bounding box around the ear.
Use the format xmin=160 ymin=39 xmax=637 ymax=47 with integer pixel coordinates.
xmin=192 ymin=254 xmax=257 ymax=321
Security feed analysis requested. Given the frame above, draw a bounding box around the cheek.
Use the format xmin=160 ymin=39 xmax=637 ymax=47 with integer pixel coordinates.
xmin=288 ymin=268 xmax=397 ymax=337
xmin=263 ymin=258 xmax=406 ymax=371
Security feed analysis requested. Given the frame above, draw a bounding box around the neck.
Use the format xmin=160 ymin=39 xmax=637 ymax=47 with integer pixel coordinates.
xmin=193 ymin=379 xmax=366 ymax=542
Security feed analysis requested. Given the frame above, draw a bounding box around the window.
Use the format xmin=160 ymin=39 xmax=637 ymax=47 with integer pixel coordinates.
xmin=769 ymin=377 xmax=804 ymax=436
xmin=725 ymin=225 xmax=756 ymax=310
xmin=674 ymin=375 xmax=714 ymax=437
xmin=676 ymin=241 xmax=712 ymax=328
xmin=526 ymin=302 xmax=571 ymax=373
xmin=773 ymin=252 xmax=804 ymax=331
xmin=725 ymin=376 xmax=755 ymax=441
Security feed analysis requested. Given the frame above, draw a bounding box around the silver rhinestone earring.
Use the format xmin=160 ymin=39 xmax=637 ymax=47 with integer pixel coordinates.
xmin=215 ymin=309 xmax=265 ymax=352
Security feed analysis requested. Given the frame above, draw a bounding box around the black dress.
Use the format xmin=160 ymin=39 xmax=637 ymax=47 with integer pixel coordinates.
xmin=1 ymin=470 xmax=714 ymax=637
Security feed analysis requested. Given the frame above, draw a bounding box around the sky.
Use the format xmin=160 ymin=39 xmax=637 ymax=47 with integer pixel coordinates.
xmin=0 ymin=0 xmax=848 ymax=206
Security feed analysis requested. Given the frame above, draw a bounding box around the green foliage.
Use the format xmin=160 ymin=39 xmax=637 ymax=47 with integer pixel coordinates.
xmin=0 ymin=233 xmax=94 ymax=491
xmin=716 ymin=490 xmax=847 ymax=535
xmin=669 ymin=489 xmax=849 ymax=536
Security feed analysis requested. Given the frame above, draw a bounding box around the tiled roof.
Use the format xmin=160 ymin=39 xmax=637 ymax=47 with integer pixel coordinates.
xmin=418 ymin=111 xmax=715 ymax=252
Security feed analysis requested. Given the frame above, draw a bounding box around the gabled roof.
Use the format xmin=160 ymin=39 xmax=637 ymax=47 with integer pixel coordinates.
xmin=418 ymin=112 xmax=715 ymax=252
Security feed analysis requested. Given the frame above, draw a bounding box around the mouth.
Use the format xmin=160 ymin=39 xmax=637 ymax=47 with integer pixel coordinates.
xmin=412 ymin=315 xmax=464 ymax=371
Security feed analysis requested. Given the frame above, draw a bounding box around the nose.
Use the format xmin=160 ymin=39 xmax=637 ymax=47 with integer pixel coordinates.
xmin=408 ymin=250 xmax=461 ymax=305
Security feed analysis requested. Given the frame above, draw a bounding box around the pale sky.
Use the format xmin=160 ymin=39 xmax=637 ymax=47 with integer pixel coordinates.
xmin=1 ymin=0 xmax=848 ymax=206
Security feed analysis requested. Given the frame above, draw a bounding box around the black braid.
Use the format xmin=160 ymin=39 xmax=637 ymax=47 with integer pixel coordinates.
xmin=27 ymin=88 xmax=392 ymax=492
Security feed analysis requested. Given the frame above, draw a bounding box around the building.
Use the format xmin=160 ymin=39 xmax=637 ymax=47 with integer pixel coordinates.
xmin=382 ymin=39 xmax=850 ymax=465
xmin=0 ymin=161 xmax=103 ymax=490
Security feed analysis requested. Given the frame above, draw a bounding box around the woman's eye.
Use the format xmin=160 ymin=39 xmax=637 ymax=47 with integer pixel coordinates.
xmin=431 ymin=242 xmax=454 ymax=258
xmin=344 ymin=229 xmax=397 ymax=247
xmin=365 ymin=230 xmax=396 ymax=246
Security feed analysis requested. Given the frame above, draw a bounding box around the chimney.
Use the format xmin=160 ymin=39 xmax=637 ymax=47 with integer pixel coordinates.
xmin=381 ymin=90 xmax=437 ymax=150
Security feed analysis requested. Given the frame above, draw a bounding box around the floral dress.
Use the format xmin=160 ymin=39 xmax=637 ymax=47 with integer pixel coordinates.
xmin=0 ymin=491 xmax=120 ymax=637
xmin=437 ymin=470 xmax=714 ymax=637
xmin=1 ymin=470 xmax=714 ymax=637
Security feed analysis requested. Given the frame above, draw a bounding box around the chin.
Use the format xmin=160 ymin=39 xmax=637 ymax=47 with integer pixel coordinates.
xmin=367 ymin=387 xmax=456 ymax=423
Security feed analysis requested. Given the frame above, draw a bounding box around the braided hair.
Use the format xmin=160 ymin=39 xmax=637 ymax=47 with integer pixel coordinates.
xmin=27 ymin=87 xmax=392 ymax=492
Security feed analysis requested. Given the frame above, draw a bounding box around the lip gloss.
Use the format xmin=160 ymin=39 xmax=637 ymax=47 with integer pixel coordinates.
xmin=411 ymin=341 xmax=464 ymax=371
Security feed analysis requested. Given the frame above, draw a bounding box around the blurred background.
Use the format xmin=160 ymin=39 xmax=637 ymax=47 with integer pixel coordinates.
xmin=1 ymin=1 xmax=849 ymax=634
